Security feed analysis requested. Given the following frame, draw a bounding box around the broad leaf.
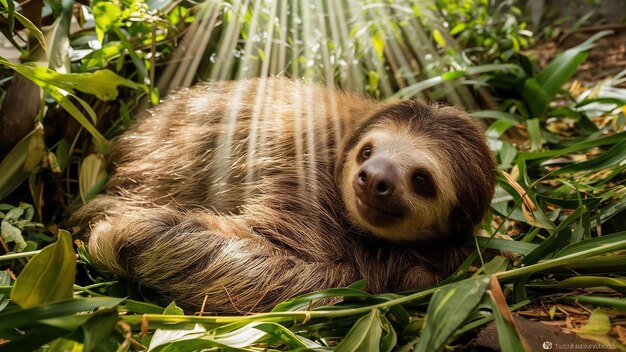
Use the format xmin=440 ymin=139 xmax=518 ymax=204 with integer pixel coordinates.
xmin=0 ymin=125 xmax=44 ymax=201
xmin=336 ymin=309 xmax=383 ymax=352
xmin=11 ymin=230 xmax=76 ymax=308
xmin=416 ymin=276 xmax=490 ymax=352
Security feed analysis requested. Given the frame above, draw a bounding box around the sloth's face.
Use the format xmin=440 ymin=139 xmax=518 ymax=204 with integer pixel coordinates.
xmin=340 ymin=120 xmax=458 ymax=242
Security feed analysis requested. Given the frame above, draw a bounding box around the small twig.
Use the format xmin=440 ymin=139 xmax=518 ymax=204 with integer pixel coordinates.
xmin=141 ymin=314 xmax=149 ymax=338
xmin=117 ymin=321 xmax=133 ymax=352
xmin=197 ymin=294 xmax=209 ymax=316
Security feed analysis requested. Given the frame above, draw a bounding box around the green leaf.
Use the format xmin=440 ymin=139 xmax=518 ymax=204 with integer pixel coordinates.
xmin=537 ymin=52 xmax=587 ymax=97
xmin=472 ymin=110 xmax=524 ymax=123
xmin=432 ymin=29 xmax=446 ymax=47
xmin=55 ymin=139 xmax=71 ymax=172
xmin=150 ymin=307 xmax=205 ymax=350
xmin=93 ymin=2 xmax=122 ymax=43
xmin=555 ymin=231 xmax=626 ymax=258
xmin=12 ymin=12 xmax=46 ymax=54
xmin=416 ymin=276 xmax=490 ymax=352
xmin=449 ymin=23 xmax=466 ymax=35
xmin=393 ymin=64 xmax=521 ymax=99
xmin=379 ymin=314 xmax=397 ymax=352
xmin=520 ymin=206 xmax=585 ymax=267
xmin=0 ymin=271 xmax=10 ymax=312
xmin=521 ymin=77 xmax=551 ymax=117
xmin=149 ymin=301 xmax=197 ymax=350
xmin=486 ymin=119 xmax=517 ymax=139
xmin=121 ymin=299 xmax=165 ymax=314
xmin=465 ymin=64 xmax=524 ymax=76
xmin=0 ymin=58 xmax=145 ymax=101
xmin=272 ymin=287 xmax=373 ymax=312
xmin=81 ymin=309 xmax=119 ymax=351
xmin=151 ymin=320 xmax=317 ymax=351
xmin=393 ymin=76 xmax=445 ymax=99
xmin=547 ymin=256 xmax=626 ymax=275
xmin=24 ymin=123 xmax=46 ymax=173
xmin=499 ymin=141 xmax=517 ymax=168
xmin=553 ymin=139 xmax=626 ymax=175
xmin=518 ymin=131 xmax=626 ymax=161
xmin=0 ymin=324 xmax=69 ymax=352
xmin=0 ymin=124 xmax=44 ymax=201
xmin=0 ymin=58 xmax=147 ymax=152
xmin=0 ymin=297 xmax=124 ymax=330
xmin=526 ymin=118 xmax=542 ymax=151
xmin=441 ymin=71 xmax=465 ymax=80
xmin=46 ymin=338 xmax=85 ymax=352
xmin=46 ymin=90 xmax=112 ymax=154
xmin=254 ymin=322 xmax=321 ymax=349
xmin=112 ymin=26 xmax=149 ymax=84
xmin=11 ymin=230 xmax=76 ymax=308
xmin=336 ymin=309 xmax=382 ymax=352
xmin=562 ymin=296 xmax=626 ymax=311
xmin=578 ymin=308 xmax=611 ymax=335
xmin=543 ymin=276 xmax=626 ymax=292
xmin=470 ymin=237 xmax=538 ymax=255
xmin=595 ymin=196 xmax=626 ymax=228
xmin=163 ymin=301 xmax=184 ymax=315
xmin=1 ymin=220 xmax=26 ymax=252
xmin=28 ymin=0 xmax=73 ymax=72
xmin=478 ymin=256 xmax=511 ymax=276
xmin=372 ymin=30 xmax=385 ymax=60
xmin=79 ymin=154 xmax=108 ymax=203
xmin=536 ymin=31 xmax=612 ymax=96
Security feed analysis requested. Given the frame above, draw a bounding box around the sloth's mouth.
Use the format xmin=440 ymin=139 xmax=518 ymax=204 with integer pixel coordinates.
xmin=355 ymin=196 xmax=404 ymax=227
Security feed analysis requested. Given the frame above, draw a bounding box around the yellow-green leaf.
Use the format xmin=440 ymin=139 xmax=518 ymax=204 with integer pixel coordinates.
xmin=93 ymin=2 xmax=122 ymax=43
xmin=23 ymin=125 xmax=46 ymax=173
xmin=549 ymin=306 xmax=556 ymax=319
xmin=372 ymin=30 xmax=385 ymax=60
xmin=79 ymin=154 xmax=107 ymax=203
xmin=0 ymin=58 xmax=145 ymax=101
xmin=336 ymin=309 xmax=382 ymax=352
xmin=578 ymin=309 xmax=611 ymax=336
xmin=0 ymin=124 xmax=44 ymax=200
xmin=432 ymin=29 xmax=446 ymax=48
xmin=13 ymin=12 xmax=46 ymax=54
xmin=11 ymin=230 xmax=76 ymax=308
xmin=417 ymin=276 xmax=490 ymax=352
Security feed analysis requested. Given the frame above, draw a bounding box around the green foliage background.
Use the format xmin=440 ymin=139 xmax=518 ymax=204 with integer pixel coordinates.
xmin=0 ymin=0 xmax=625 ymax=350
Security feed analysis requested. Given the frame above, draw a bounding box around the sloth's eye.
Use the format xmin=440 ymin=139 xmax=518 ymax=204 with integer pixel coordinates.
xmin=413 ymin=173 xmax=426 ymax=186
xmin=361 ymin=146 xmax=372 ymax=159
xmin=412 ymin=171 xmax=436 ymax=198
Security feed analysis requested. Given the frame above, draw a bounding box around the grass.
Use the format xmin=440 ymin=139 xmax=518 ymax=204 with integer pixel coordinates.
xmin=1 ymin=0 xmax=626 ymax=351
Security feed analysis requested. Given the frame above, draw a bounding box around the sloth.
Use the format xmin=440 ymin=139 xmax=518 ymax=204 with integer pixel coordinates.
xmin=72 ymin=78 xmax=496 ymax=314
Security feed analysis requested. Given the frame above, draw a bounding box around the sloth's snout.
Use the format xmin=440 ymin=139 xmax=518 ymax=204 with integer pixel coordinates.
xmin=356 ymin=159 xmax=398 ymax=197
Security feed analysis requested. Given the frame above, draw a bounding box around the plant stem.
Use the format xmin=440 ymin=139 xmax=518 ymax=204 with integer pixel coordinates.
xmin=496 ymin=240 xmax=626 ymax=281
xmin=0 ymin=250 xmax=41 ymax=261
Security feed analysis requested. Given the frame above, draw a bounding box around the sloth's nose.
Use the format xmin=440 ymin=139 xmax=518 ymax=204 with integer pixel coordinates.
xmin=357 ymin=159 xmax=398 ymax=197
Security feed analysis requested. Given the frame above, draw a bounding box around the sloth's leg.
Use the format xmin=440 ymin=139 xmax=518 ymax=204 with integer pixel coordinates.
xmin=87 ymin=208 xmax=356 ymax=314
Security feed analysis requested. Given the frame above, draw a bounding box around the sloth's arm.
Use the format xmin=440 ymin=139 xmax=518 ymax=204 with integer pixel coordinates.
xmin=87 ymin=207 xmax=356 ymax=314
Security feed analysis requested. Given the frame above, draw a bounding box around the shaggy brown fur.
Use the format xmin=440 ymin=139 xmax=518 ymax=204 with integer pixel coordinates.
xmin=71 ymin=78 xmax=496 ymax=314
